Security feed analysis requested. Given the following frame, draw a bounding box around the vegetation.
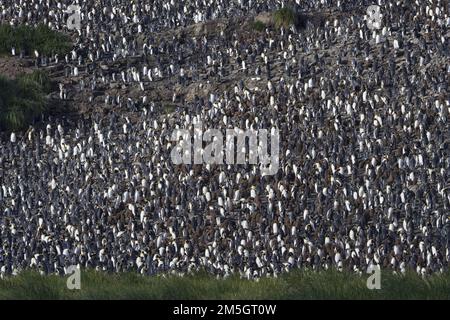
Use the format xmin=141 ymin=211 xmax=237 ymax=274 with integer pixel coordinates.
xmin=252 ymin=20 xmax=266 ymax=32
xmin=0 ymin=71 xmax=53 ymax=131
xmin=0 ymin=24 xmax=71 ymax=56
xmin=0 ymin=270 xmax=449 ymax=300
xmin=273 ymin=7 xmax=299 ymax=29
xmin=163 ymin=104 xmax=178 ymax=114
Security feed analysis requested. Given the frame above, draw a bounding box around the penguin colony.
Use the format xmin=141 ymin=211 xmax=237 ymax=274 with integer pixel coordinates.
xmin=0 ymin=0 xmax=449 ymax=279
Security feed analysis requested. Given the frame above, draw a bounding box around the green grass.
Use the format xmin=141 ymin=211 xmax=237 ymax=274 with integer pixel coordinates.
xmin=252 ymin=20 xmax=266 ymax=32
xmin=0 ymin=270 xmax=449 ymax=300
xmin=273 ymin=8 xmax=299 ymax=29
xmin=0 ymin=71 xmax=53 ymax=131
xmin=23 ymin=69 xmax=53 ymax=93
xmin=164 ymin=104 xmax=178 ymax=114
xmin=0 ymin=24 xmax=71 ymax=56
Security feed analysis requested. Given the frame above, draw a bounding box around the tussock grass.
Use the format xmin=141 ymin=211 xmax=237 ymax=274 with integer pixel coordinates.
xmin=0 ymin=71 xmax=53 ymax=131
xmin=0 ymin=270 xmax=449 ymax=300
xmin=0 ymin=24 xmax=71 ymax=56
xmin=252 ymin=20 xmax=266 ymax=32
xmin=273 ymin=7 xmax=299 ymax=29
xmin=163 ymin=104 xmax=178 ymax=114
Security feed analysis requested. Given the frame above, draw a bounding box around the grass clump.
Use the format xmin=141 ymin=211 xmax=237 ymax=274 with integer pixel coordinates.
xmin=0 ymin=24 xmax=71 ymax=56
xmin=0 ymin=71 xmax=53 ymax=131
xmin=252 ymin=20 xmax=266 ymax=32
xmin=22 ymin=69 xmax=53 ymax=93
xmin=0 ymin=269 xmax=449 ymax=300
xmin=163 ymin=104 xmax=177 ymax=114
xmin=273 ymin=7 xmax=299 ymax=29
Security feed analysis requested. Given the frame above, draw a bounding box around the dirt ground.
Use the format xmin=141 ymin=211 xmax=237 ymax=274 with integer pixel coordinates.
xmin=0 ymin=56 xmax=35 ymax=79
